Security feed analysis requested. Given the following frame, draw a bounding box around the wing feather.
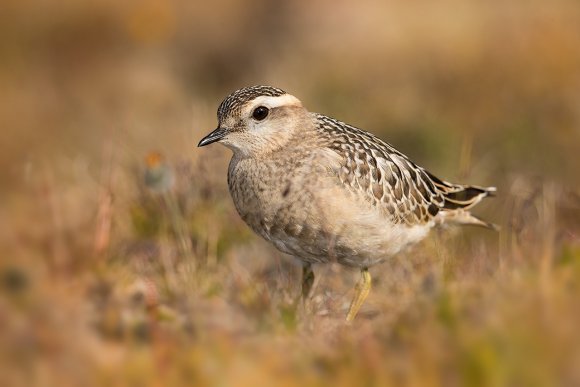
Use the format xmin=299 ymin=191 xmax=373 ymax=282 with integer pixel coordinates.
xmin=315 ymin=114 xmax=495 ymax=227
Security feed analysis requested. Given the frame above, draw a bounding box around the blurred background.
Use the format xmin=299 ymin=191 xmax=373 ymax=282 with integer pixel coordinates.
xmin=1 ymin=0 xmax=579 ymax=386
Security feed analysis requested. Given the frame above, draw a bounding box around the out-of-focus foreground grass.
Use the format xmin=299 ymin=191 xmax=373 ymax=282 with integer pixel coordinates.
xmin=1 ymin=1 xmax=579 ymax=386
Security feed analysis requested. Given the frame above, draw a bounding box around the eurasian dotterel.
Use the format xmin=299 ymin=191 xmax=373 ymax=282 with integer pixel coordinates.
xmin=198 ymin=85 xmax=496 ymax=322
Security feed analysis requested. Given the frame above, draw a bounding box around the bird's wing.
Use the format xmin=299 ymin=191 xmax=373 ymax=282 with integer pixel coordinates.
xmin=315 ymin=114 xmax=495 ymax=227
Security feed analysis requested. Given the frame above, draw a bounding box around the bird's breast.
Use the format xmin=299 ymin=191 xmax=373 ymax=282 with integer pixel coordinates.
xmin=227 ymin=154 xmax=332 ymax=253
xmin=227 ymin=157 xmax=289 ymax=237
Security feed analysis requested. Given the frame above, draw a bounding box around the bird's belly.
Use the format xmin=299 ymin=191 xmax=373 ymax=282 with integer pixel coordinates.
xmin=255 ymin=200 xmax=432 ymax=268
xmin=332 ymin=222 xmax=431 ymax=267
xmin=238 ymin=204 xmax=335 ymax=264
xmin=288 ymin=188 xmax=434 ymax=267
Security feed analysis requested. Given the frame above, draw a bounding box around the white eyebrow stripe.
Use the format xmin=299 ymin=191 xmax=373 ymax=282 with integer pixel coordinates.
xmin=251 ymin=94 xmax=302 ymax=108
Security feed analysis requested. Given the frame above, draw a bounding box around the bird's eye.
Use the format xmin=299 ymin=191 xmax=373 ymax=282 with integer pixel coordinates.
xmin=252 ymin=106 xmax=269 ymax=121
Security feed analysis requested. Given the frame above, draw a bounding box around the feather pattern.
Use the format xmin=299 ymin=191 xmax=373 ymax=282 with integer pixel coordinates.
xmin=313 ymin=113 xmax=496 ymax=228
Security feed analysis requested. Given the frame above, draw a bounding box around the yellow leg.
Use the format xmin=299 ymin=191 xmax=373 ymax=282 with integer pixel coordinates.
xmin=301 ymin=263 xmax=315 ymax=301
xmin=346 ymin=268 xmax=371 ymax=322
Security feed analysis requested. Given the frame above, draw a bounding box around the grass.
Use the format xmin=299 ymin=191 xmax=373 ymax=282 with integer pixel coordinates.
xmin=2 ymin=149 xmax=578 ymax=386
xmin=1 ymin=1 xmax=580 ymax=386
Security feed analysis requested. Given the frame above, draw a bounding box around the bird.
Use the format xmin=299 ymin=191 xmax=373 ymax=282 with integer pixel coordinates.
xmin=198 ymin=85 xmax=496 ymax=322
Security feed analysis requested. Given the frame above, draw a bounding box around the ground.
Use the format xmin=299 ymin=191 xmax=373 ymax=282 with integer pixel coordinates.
xmin=1 ymin=1 xmax=579 ymax=386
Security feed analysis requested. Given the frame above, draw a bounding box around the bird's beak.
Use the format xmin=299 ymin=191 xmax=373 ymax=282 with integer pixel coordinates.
xmin=198 ymin=127 xmax=228 ymax=147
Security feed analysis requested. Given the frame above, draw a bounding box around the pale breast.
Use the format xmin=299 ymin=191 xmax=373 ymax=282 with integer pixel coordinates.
xmin=228 ymin=151 xmax=334 ymax=261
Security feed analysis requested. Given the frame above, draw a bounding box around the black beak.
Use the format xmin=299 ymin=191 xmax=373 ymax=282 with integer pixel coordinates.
xmin=198 ymin=127 xmax=228 ymax=147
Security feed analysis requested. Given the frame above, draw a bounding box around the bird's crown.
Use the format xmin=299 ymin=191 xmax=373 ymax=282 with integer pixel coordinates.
xmin=217 ymin=85 xmax=287 ymax=121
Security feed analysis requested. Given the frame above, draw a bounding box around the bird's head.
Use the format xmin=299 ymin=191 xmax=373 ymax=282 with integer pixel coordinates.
xmin=198 ymin=86 xmax=309 ymax=157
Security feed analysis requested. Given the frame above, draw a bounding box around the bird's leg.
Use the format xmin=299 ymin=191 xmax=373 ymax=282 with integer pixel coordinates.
xmin=301 ymin=263 xmax=315 ymax=301
xmin=346 ymin=267 xmax=371 ymax=322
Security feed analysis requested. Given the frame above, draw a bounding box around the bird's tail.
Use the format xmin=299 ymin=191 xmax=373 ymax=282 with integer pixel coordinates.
xmin=425 ymin=171 xmax=498 ymax=230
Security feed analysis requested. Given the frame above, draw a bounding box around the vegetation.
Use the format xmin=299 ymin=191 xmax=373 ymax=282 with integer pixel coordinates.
xmin=1 ymin=1 xmax=579 ymax=386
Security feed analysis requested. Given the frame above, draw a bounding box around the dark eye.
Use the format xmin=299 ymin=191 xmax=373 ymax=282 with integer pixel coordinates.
xmin=252 ymin=106 xmax=269 ymax=121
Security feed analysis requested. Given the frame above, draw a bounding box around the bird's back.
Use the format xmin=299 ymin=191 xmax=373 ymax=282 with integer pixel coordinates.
xmin=312 ymin=113 xmax=497 ymax=229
